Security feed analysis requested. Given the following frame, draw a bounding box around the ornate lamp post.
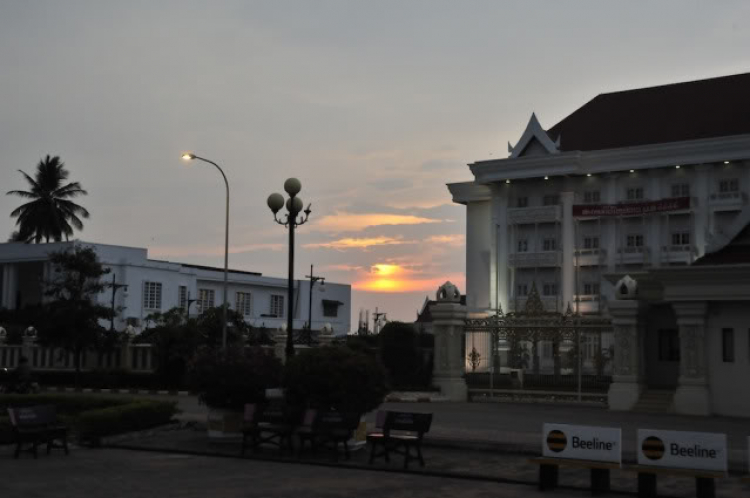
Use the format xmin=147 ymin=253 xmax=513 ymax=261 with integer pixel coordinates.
xmin=267 ymin=178 xmax=311 ymax=358
xmin=182 ymin=153 xmax=230 ymax=351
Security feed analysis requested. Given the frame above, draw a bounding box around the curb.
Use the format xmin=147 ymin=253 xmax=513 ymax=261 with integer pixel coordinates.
xmin=42 ymin=386 xmax=193 ymax=396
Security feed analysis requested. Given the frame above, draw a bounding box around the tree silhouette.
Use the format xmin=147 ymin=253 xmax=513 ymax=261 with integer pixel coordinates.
xmin=7 ymin=155 xmax=89 ymax=243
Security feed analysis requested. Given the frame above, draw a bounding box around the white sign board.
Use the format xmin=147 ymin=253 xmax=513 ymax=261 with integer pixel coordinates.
xmin=542 ymin=423 xmax=621 ymax=464
xmin=637 ymin=429 xmax=727 ymax=472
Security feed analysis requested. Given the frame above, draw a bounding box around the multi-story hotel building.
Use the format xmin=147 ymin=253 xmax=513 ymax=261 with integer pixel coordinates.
xmin=449 ymin=73 xmax=750 ymax=316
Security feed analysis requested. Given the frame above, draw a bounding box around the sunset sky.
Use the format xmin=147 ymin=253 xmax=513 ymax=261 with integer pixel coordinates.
xmin=1 ymin=1 xmax=749 ymax=328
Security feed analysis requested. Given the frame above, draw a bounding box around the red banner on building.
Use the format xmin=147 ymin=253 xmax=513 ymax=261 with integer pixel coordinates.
xmin=572 ymin=197 xmax=691 ymax=217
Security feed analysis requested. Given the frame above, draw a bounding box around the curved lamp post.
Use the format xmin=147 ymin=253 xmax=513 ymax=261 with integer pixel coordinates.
xmin=267 ymin=178 xmax=311 ymax=358
xmin=182 ymin=153 xmax=229 ymax=351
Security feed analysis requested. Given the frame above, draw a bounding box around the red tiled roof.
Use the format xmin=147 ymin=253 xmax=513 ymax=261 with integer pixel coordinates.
xmin=693 ymin=225 xmax=750 ymax=266
xmin=548 ymin=73 xmax=750 ymax=152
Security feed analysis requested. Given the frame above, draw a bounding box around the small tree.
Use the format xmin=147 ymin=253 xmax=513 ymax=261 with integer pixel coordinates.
xmin=284 ymin=346 xmax=388 ymax=414
xmin=195 ymin=306 xmax=246 ymax=348
xmin=137 ymin=307 xmax=202 ymax=388
xmin=379 ymin=321 xmax=427 ymax=389
xmin=42 ymin=245 xmax=113 ymax=385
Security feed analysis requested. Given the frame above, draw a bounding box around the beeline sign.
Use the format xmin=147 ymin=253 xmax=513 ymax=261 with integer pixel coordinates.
xmin=542 ymin=423 xmax=621 ymax=464
xmin=572 ymin=197 xmax=690 ymax=217
xmin=637 ymin=429 xmax=727 ymax=473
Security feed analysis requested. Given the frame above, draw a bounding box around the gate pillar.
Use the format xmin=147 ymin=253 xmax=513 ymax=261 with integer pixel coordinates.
xmin=607 ymin=276 xmax=644 ymax=411
xmin=432 ymin=282 xmax=468 ymax=401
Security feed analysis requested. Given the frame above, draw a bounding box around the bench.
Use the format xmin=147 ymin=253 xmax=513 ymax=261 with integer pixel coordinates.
xmin=297 ymin=409 xmax=361 ymax=460
xmin=629 ymin=465 xmax=724 ymax=498
xmin=7 ymin=405 xmax=69 ymax=459
xmin=367 ymin=410 xmax=432 ymax=469
xmin=241 ymin=402 xmax=298 ymax=456
xmin=529 ymin=457 xmax=619 ymax=495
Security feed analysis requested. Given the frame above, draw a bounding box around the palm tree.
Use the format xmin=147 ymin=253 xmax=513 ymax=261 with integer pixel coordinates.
xmin=7 ymin=155 xmax=90 ymax=243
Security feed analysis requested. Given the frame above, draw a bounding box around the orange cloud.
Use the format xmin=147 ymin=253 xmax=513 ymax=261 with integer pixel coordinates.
xmin=304 ymin=236 xmax=407 ymax=250
xmin=425 ymin=234 xmax=464 ymax=245
xmin=352 ymin=263 xmax=464 ymax=293
xmin=313 ymin=212 xmax=442 ymax=233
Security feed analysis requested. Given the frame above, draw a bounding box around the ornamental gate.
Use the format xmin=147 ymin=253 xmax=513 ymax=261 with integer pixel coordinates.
xmin=463 ymin=284 xmax=613 ymax=403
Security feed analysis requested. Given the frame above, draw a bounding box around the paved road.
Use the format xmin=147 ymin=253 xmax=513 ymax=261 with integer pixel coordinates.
xmin=3 ymin=448 xmax=588 ymax=498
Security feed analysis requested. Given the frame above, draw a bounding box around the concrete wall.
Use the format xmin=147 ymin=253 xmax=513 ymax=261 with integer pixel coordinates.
xmin=706 ymin=302 xmax=750 ymax=417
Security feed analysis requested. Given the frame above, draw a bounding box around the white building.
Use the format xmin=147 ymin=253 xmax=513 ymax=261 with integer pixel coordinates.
xmin=449 ymin=73 xmax=750 ymax=416
xmin=0 ymin=241 xmax=351 ymax=335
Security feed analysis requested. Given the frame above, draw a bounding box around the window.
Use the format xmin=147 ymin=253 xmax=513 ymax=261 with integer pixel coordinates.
xmin=516 ymin=284 xmax=528 ymax=297
xmin=235 ymin=292 xmax=252 ymax=316
xmin=658 ymin=329 xmax=680 ymax=362
xmin=719 ymin=179 xmax=739 ymax=193
xmin=583 ymin=282 xmax=600 ymax=295
xmin=671 ymin=183 xmax=690 ymax=198
xmin=671 ymin=232 xmax=690 ymax=246
xmin=322 ymin=299 xmax=341 ymax=317
xmin=626 ymin=187 xmax=644 ymax=201
xmin=517 ymin=239 xmax=529 ymax=252
xmin=542 ymin=238 xmax=557 ymax=251
xmin=543 ymin=194 xmax=559 ymax=206
xmin=197 ymin=288 xmax=215 ymax=312
xmin=583 ymin=236 xmax=599 ymax=249
xmin=542 ymin=283 xmax=557 ymax=296
xmin=584 ymin=191 xmax=600 ymax=204
xmin=626 ymin=234 xmax=644 ymax=247
xmin=722 ymin=328 xmax=735 ymax=363
xmin=516 ymin=196 xmax=528 ymax=208
xmin=270 ymin=295 xmax=285 ymax=317
xmin=143 ymin=282 xmax=162 ymax=310
xmin=178 ymin=286 xmax=188 ymax=310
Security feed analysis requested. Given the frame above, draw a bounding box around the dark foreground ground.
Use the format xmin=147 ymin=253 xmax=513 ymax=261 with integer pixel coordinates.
xmin=4 ymin=447 xmax=590 ymax=498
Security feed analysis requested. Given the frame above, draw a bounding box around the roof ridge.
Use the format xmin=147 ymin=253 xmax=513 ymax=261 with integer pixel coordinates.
xmin=596 ymin=71 xmax=750 ymax=98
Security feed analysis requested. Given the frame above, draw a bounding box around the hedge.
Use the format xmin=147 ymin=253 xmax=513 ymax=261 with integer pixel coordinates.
xmin=75 ymin=400 xmax=178 ymax=442
xmin=32 ymin=370 xmax=183 ymax=390
xmin=0 ymin=394 xmax=178 ymax=445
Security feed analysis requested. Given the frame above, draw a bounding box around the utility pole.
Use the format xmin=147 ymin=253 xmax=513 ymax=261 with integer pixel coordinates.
xmin=305 ymin=264 xmax=325 ymax=331
xmin=110 ymin=273 xmax=128 ymax=332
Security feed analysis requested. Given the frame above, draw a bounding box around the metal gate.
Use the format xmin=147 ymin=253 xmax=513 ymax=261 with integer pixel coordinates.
xmin=464 ymin=285 xmax=613 ymax=403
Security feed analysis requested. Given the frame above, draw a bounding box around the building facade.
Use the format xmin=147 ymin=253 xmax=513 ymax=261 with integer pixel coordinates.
xmin=448 ymin=73 xmax=750 ymax=416
xmin=0 ymin=241 xmax=351 ymax=335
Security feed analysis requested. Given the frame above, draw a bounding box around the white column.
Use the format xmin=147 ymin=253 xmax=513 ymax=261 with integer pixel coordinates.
xmin=672 ymin=301 xmax=711 ymax=416
xmin=560 ymin=192 xmax=574 ymax=311
xmin=604 ymin=175 xmax=618 ymax=273
xmin=1 ymin=264 xmax=18 ymax=310
xmin=274 ymin=328 xmax=287 ymax=364
xmin=432 ymin=284 xmax=468 ymax=401
xmin=693 ymin=165 xmax=710 ymax=257
xmin=465 ymin=201 xmax=492 ymax=312
xmin=607 ymin=300 xmax=644 ymax=410
xmin=492 ymin=185 xmax=509 ymax=313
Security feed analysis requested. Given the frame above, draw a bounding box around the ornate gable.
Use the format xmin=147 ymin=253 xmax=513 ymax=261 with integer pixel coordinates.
xmin=507 ymin=113 xmax=561 ymax=158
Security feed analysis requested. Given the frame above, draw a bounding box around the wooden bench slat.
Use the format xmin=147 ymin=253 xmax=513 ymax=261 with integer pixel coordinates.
xmin=627 ymin=464 xmax=725 ymax=479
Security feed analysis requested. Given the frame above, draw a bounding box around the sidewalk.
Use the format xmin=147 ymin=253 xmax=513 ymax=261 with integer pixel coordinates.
xmin=107 ymin=421 xmax=750 ymax=498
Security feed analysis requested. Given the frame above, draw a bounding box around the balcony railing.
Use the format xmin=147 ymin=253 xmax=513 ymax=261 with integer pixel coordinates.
xmin=508 ymin=296 xmax=560 ymax=312
xmin=616 ymin=246 xmax=651 ymax=265
xmin=575 ymin=248 xmax=607 ymax=267
xmin=709 ymin=191 xmax=747 ymax=208
xmin=508 ymin=205 xmax=561 ymax=224
xmin=509 ymin=251 xmax=562 ymax=268
xmin=661 ymin=245 xmax=696 ymax=264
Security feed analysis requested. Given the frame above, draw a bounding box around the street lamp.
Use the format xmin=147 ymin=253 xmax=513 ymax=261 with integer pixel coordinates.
xmin=267 ymin=178 xmax=311 ymax=358
xmin=305 ymin=264 xmax=325 ymax=337
xmin=182 ymin=153 xmax=230 ymax=351
xmin=110 ymin=273 xmax=128 ymax=332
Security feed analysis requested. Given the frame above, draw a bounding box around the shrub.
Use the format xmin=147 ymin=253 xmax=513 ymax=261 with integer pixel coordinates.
xmin=379 ymin=321 xmax=433 ymax=390
xmin=188 ymin=346 xmax=283 ymax=411
xmin=76 ymin=400 xmax=178 ymax=442
xmin=283 ymin=346 xmax=388 ymax=415
xmin=0 ymin=394 xmax=177 ymax=445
